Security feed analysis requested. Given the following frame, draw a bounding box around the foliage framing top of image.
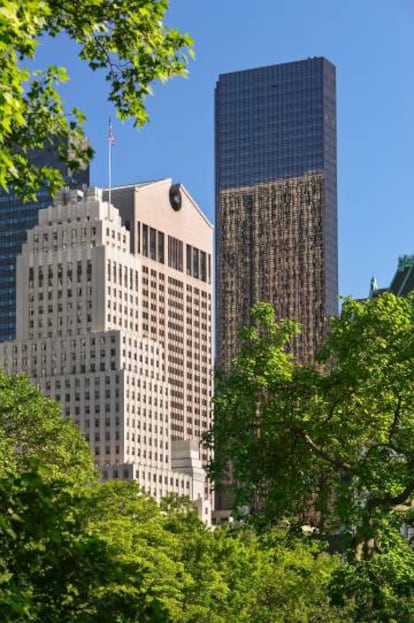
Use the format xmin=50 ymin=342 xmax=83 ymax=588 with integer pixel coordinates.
xmin=0 ymin=0 xmax=193 ymax=199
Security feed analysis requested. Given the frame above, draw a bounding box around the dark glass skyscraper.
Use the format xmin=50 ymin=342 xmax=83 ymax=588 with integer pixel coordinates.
xmin=215 ymin=57 xmax=338 ymax=369
xmin=0 ymin=145 xmax=89 ymax=342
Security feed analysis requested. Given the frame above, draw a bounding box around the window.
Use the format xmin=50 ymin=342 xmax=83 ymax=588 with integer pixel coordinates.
xmin=149 ymin=227 xmax=156 ymax=260
xmin=158 ymin=231 xmax=165 ymax=263
xmin=137 ymin=221 xmax=141 ymax=253
xmin=142 ymin=224 xmax=148 ymax=257
xmin=168 ymin=236 xmax=183 ymax=271
xmin=193 ymin=248 xmax=199 ymax=279
xmin=200 ymin=251 xmax=207 ymax=281
xmin=186 ymin=244 xmax=192 ymax=275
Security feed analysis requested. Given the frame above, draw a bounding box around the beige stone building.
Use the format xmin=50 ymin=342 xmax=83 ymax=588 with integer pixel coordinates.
xmin=0 ymin=181 xmax=213 ymax=521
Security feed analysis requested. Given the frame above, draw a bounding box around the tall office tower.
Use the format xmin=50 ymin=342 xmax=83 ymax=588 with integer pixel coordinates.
xmin=0 ymin=143 xmax=89 ymax=342
xmin=215 ymin=57 xmax=338 ymax=368
xmin=0 ymin=182 xmax=213 ymax=520
xmin=106 ymin=180 xmax=213 ymax=504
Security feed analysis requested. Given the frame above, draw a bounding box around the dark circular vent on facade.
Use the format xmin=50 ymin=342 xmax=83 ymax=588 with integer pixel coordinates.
xmin=169 ymin=183 xmax=182 ymax=211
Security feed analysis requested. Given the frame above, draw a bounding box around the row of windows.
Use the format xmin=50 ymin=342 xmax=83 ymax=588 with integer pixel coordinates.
xmin=107 ymin=261 xmax=139 ymax=290
xmin=138 ymin=222 xmax=212 ymax=284
xmin=186 ymin=244 xmax=210 ymax=282
xmin=139 ymin=222 xmax=165 ymax=264
xmin=106 ymin=227 xmax=127 ymax=246
xmin=33 ymin=227 xmax=96 ymax=244
xmin=46 ymin=373 xmax=119 ymax=390
xmin=28 ymin=362 xmax=118 ymax=377
xmin=29 ymin=261 xmax=92 ymax=289
xmin=102 ymin=469 xmax=189 ymax=491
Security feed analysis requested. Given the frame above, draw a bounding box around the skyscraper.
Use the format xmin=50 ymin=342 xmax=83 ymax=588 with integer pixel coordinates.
xmin=215 ymin=57 xmax=338 ymax=368
xmin=0 ymin=143 xmax=89 ymax=343
xmin=107 ymin=180 xmax=214 ymax=504
xmin=0 ymin=181 xmax=213 ymax=520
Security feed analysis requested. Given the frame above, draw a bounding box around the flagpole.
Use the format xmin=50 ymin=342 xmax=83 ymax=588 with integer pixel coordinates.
xmin=108 ymin=117 xmax=112 ymax=213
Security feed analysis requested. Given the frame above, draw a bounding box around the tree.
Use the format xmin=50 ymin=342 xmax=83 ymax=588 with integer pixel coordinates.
xmin=86 ymin=481 xmax=187 ymax=621
xmin=0 ymin=370 xmax=95 ymax=487
xmin=329 ymin=528 xmax=414 ymax=622
xmin=0 ymin=373 xmax=353 ymax=621
xmin=173 ymin=520 xmax=350 ymax=623
xmin=208 ymin=294 xmax=414 ymax=560
xmin=0 ymin=372 xmax=180 ymax=621
xmin=0 ymin=0 xmax=193 ymax=198
xmin=0 ymin=464 xmax=182 ymax=621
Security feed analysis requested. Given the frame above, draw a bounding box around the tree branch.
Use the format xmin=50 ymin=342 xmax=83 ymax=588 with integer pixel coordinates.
xmin=300 ymin=430 xmax=352 ymax=471
xmin=367 ymin=474 xmax=414 ymax=512
xmin=322 ymin=400 xmax=337 ymax=425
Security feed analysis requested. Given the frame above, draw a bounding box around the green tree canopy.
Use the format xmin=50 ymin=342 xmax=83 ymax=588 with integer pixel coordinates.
xmin=0 ymin=0 xmax=193 ymax=198
xmin=174 ymin=521 xmax=349 ymax=623
xmin=330 ymin=529 xmax=414 ymax=622
xmin=0 ymin=372 xmax=184 ymax=621
xmin=0 ymin=371 xmax=95 ymax=486
xmin=0 ymin=371 xmax=354 ymax=621
xmin=208 ymin=295 xmax=414 ymax=560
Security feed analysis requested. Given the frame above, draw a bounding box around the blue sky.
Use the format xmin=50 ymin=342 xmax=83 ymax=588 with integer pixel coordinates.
xmin=35 ymin=0 xmax=414 ymax=300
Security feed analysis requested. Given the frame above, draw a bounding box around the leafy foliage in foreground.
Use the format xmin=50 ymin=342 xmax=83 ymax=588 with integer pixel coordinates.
xmin=0 ymin=371 xmax=352 ymax=621
xmin=208 ymin=294 xmax=414 ymax=619
xmin=5 ymin=298 xmax=414 ymax=623
xmin=330 ymin=528 xmax=414 ymax=622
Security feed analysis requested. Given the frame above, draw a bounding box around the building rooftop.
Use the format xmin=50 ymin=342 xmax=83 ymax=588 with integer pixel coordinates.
xmin=370 ymin=254 xmax=414 ymax=299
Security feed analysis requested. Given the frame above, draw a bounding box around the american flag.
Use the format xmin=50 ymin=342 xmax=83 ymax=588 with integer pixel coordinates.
xmin=108 ymin=118 xmax=115 ymax=146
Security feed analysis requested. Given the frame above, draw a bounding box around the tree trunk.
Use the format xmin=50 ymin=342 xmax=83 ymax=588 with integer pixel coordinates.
xmin=353 ymin=516 xmax=378 ymax=562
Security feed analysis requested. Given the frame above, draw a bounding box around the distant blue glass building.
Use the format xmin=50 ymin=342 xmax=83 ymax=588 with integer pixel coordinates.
xmin=215 ymin=57 xmax=338 ymax=368
xmin=0 ymin=148 xmax=89 ymax=342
